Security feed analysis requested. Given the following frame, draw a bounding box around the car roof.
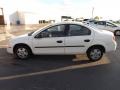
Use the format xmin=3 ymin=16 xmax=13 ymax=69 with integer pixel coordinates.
xmin=49 ymin=22 xmax=84 ymax=26
xmin=33 ymin=22 xmax=94 ymax=36
xmin=46 ymin=22 xmax=93 ymax=29
xmin=45 ymin=22 xmax=94 ymax=31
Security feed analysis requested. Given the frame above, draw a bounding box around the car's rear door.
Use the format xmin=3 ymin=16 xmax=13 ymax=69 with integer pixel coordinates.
xmin=65 ymin=24 xmax=94 ymax=54
xmin=95 ymin=21 xmax=106 ymax=30
xmin=105 ymin=22 xmax=117 ymax=32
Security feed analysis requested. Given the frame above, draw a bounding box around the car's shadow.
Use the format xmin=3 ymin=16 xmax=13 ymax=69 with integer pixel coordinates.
xmin=12 ymin=54 xmax=92 ymax=69
xmin=0 ymin=48 xmax=107 ymax=77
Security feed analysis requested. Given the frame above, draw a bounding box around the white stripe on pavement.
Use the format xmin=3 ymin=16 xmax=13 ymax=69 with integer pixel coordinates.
xmin=0 ymin=55 xmax=110 ymax=81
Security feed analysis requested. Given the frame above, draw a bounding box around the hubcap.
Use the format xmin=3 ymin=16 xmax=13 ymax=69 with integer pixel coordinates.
xmin=116 ymin=31 xmax=120 ymax=36
xmin=90 ymin=49 xmax=102 ymax=60
xmin=17 ymin=48 xmax=28 ymax=59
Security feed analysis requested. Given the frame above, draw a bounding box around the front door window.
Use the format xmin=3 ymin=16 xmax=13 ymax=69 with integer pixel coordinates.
xmin=35 ymin=25 xmax=65 ymax=38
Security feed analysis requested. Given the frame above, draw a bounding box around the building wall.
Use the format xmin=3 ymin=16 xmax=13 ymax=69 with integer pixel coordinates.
xmin=0 ymin=15 xmax=5 ymax=25
xmin=9 ymin=11 xmax=41 ymax=25
xmin=9 ymin=11 xmax=58 ymax=25
xmin=17 ymin=12 xmax=25 ymax=24
xmin=9 ymin=11 xmax=25 ymax=25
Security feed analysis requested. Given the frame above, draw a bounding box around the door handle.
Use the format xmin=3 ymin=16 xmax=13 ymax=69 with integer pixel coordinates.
xmin=84 ymin=39 xmax=90 ymax=42
xmin=56 ymin=40 xmax=63 ymax=43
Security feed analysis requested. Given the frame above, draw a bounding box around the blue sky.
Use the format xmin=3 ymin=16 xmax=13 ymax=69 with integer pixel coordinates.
xmin=0 ymin=0 xmax=120 ymax=22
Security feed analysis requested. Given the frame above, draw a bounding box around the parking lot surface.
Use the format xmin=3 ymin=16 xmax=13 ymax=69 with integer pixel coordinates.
xmin=0 ymin=25 xmax=120 ymax=90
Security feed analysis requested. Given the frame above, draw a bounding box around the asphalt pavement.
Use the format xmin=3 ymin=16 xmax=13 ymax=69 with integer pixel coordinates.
xmin=0 ymin=35 xmax=120 ymax=90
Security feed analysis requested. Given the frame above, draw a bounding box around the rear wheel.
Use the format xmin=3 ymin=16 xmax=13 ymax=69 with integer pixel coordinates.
xmin=14 ymin=45 xmax=31 ymax=59
xmin=87 ymin=47 xmax=103 ymax=61
xmin=114 ymin=30 xmax=120 ymax=36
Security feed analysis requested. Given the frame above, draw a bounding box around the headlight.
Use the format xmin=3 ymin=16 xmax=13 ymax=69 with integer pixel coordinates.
xmin=7 ymin=38 xmax=14 ymax=48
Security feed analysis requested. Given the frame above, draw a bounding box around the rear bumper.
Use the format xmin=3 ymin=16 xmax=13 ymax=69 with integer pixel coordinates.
xmin=106 ymin=41 xmax=117 ymax=52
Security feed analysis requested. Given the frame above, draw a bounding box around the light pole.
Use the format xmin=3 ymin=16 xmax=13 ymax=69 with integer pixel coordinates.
xmin=92 ymin=7 xmax=94 ymax=19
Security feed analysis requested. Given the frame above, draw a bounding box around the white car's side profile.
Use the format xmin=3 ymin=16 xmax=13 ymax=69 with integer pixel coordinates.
xmin=88 ymin=21 xmax=120 ymax=36
xmin=7 ymin=22 xmax=117 ymax=61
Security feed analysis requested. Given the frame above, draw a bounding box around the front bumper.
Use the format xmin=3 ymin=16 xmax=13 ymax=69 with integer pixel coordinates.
xmin=7 ymin=47 xmax=13 ymax=54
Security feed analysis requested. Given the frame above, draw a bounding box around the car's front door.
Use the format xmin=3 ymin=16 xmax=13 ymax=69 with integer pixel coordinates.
xmin=32 ymin=25 xmax=65 ymax=54
xmin=65 ymin=24 xmax=93 ymax=54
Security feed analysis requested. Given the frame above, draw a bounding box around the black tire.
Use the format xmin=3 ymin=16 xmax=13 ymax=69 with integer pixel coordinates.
xmin=14 ymin=45 xmax=31 ymax=60
xmin=87 ymin=47 xmax=103 ymax=61
xmin=114 ymin=30 xmax=120 ymax=36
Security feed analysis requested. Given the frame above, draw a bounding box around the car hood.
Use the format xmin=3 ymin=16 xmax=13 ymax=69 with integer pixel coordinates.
xmin=11 ymin=34 xmax=28 ymax=39
xmin=10 ymin=34 xmax=30 ymax=43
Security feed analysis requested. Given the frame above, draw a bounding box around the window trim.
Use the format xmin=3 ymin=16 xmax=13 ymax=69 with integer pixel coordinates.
xmin=34 ymin=24 xmax=67 ymax=38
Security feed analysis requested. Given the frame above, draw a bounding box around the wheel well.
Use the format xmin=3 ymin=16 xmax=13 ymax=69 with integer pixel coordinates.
xmin=114 ymin=30 xmax=120 ymax=33
xmin=13 ymin=43 xmax=32 ymax=54
xmin=114 ymin=30 xmax=120 ymax=36
xmin=87 ymin=45 xmax=105 ymax=53
xmin=115 ymin=30 xmax=120 ymax=31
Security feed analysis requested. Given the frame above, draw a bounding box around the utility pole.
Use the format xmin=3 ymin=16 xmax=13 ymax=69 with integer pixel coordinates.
xmin=92 ymin=7 xmax=94 ymax=19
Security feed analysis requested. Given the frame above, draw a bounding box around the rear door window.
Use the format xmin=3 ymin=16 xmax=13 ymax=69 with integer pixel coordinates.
xmin=68 ymin=24 xmax=91 ymax=36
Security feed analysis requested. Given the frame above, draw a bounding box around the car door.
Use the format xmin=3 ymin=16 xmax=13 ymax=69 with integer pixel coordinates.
xmin=32 ymin=24 xmax=65 ymax=54
xmin=65 ymin=24 xmax=94 ymax=54
xmin=105 ymin=22 xmax=117 ymax=32
xmin=95 ymin=21 xmax=106 ymax=30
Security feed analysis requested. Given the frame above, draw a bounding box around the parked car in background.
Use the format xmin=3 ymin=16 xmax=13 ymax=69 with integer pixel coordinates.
xmin=87 ymin=21 xmax=120 ymax=36
xmin=7 ymin=22 xmax=117 ymax=61
xmin=82 ymin=19 xmax=96 ymax=25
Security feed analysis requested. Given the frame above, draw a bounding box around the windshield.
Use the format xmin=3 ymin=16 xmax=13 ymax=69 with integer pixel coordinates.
xmin=28 ymin=24 xmax=52 ymax=36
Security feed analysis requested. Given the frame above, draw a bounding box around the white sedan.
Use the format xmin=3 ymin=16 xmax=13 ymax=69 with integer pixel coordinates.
xmin=7 ymin=22 xmax=117 ymax=61
xmin=87 ymin=21 xmax=120 ymax=36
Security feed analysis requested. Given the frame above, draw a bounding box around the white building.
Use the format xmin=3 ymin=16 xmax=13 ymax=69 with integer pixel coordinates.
xmin=9 ymin=11 xmax=40 ymax=25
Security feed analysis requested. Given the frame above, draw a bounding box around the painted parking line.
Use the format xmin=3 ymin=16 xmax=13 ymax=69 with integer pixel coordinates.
xmin=0 ymin=55 xmax=110 ymax=81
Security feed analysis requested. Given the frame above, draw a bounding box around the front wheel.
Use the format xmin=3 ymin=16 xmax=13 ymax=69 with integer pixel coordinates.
xmin=14 ymin=46 xmax=31 ymax=59
xmin=87 ymin=47 xmax=103 ymax=61
xmin=114 ymin=30 xmax=120 ymax=36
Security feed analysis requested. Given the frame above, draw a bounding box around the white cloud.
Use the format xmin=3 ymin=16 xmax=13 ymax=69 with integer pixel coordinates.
xmin=61 ymin=0 xmax=120 ymax=20
xmin=91 ymin=0 xmax=120 ymax=20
